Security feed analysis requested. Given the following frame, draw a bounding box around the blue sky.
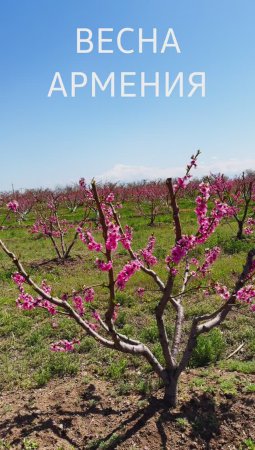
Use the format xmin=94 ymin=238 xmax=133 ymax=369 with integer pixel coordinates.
xmin=1 ymin=0 xmax=255 ymax=191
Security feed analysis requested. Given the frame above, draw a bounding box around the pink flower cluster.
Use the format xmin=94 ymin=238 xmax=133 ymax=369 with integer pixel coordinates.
xmin=51 ymin=338 xmax=80 ymax=352
xmin=42 ymin=280 xmax=52 ymax=295
xmin=195 ymin=182 xmax=210 ymax=223
xmin=79 ymin=178 xmax=93 ymax=200
xmin=244 ymin=218 xmax=255 ymax=235
xmin=92 ymin=310 xmax=100 ymax=321
xmin=41 ymin=300 xmax=57 ymax=315
xmin=73 ymin=295 xmax=85 ymax=316
xmin=116 ymin=260 xmax=141 ymax=290
xmin=198 ymin=247 xmax=221 ymax=276
xmin=141 ymin=235 xmax=157 ymax=267
xmin=214 ymin=283 xmax=231 ymax=300
xmin=7 ymin=200 xmax=19 ymax=212
xmin=12 ymin=272 xmax=56 ymax=314
xmin=236 ymin=285 xmax=255 ymax=305
xmin=95 ymin=258 xmax=113 ymax=271
xmin=84 ymin=287 xmax=95 ymax=303
xmin=16 ymin=292 xmax=37 ymax=310
xmin=31 ymin=217 xmax=69 ymax=238
xmin=106 ymin=222 xmax=121 ymax=251
xmin=78 ymin=228 xmax=103 ymax=252
xmin=166 ymin=235 xmax=196 ymax=265
xmin=106 ymin=192 xmax=115 ymax=203
xmin=72 ymin=288 xmax=95 ymax=316
xmin=113 ymin=303 xmax=120 ymax=321
xmin=167 ymin=182 xmax=234 ymax=268
xmin=174 ymin=177 xmax=189 ymax=191
xmin=79 ymin=178 xmax=86 ymax=188
xmin=136 ymin=287 xmax=145 ymax=298
xmin=120 ymin=225 xmax=133 ymax=250
xmin=173 ymin=155 xmax=198 ymax=192
xmin=12 ymin=272 xmax=26 ymax=286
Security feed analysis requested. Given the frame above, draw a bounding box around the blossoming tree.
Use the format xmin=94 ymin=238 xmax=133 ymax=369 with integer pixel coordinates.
xmin=128 ymin=181 xmax=168 ymax=226
xmin=210 ymin=172 xmax=255 ymax=239
xmin=30 ymin=185 xmax=93 ymax=261
xmin=1 ymin=152 xmax=255 ymax=407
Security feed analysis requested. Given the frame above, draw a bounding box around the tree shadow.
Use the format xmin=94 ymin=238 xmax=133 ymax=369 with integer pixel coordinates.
xmin=29 ymin=254 xmax=83 ymax=269
xmin=0 ymin=386 xmax=244 ymax=449
xmin=87 ymin=393 xmax=225 ymax=449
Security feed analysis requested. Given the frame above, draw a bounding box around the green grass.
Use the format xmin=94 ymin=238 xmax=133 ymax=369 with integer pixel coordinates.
xmin=190 ymin=328 xmax=226 ymax=368
xmin=0 ymin=200 xmax=255 ymax=397
xmin=241 ymin=439 xmax=255 ymax=450
xmin=219 ymin=360 xmax=255 ymax=374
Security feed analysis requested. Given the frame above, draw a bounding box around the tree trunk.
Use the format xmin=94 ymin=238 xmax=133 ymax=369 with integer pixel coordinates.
xmin=236 ymin=221 xmax=244 ymax=240
xmin=163 ymin=376 xmax=178 ymax=408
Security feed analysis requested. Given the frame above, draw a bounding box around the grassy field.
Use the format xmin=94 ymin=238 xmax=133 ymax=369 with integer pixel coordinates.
xmin=0 ymin=199 xmax=254 ymax=393
xmin=0 ymin=200 xmax=255 ymax=448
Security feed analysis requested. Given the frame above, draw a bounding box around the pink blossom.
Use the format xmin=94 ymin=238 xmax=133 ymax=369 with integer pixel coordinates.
xmin=50 ymin=338 xmax=80 ymax=352
xmin=88 ymin=322 xmax=98 ymax=331
xmin=16 ymin=292 xmax=37 ymax=310
xmin=141 ymin=249 xmax=158 ymax=266
xmin=12 ymin=272 xmax=26 ymax=286
xmin=116 ymin=260 xmax=141 ymax=290
xmin=174 ymin=177 xmax=187 ymax=192
xmin=73 ymin=295 xmax=85 ymax=316
xmin=106 ymin=192 xmax=115 ymax=202
xmin=168 ymin=235 xmax=196 ymax=265
xmin=113 ymin=303 xmax=120 ymax=321
xmin=190 ymin=258 xmax=199 ymax=266
xmin=136 ymin=287 xmax=145 ymax=297
xmin=41 ymin=280 xmax=52 ymax=295
xmin=95 ymin=258 xmax=113 ymax=271
xmin=79 ymin=178 xmax=86 ymax=188
xmin=7 ymin=200 xmax=19 ymax=212
xmin=244 ymin=227 xmax=253 ymax=235
xmin=198 ymin=247 xmax=221 ymax=276
xmin=214 ymin=283 xmax=231 ymax=300
xmin=120 ymin=225 xmax=133 ymax=250
xmin=170 ymin=267 xmax=178 ymax=276
xmin=78 ymin=228 xmax=103 ymax=252
xmin=236 ymin=285 xmax=255 ymax=303
xmin=106 ymin=223 xmax=121 ymax=251
xmin=84 ymin=287 xmax=95 ymax=303
xmin=40 ymin=300 xmax=57 ymax=315
xmin=92 ymin=310 xmax=101 ymax=321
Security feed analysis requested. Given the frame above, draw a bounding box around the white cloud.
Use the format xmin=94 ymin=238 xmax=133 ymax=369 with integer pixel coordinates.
xmin=97 ymin=158 xmax=255 ymax=183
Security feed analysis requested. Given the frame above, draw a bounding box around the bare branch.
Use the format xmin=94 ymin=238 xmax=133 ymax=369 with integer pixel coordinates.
xmin=166 ymin=178 xmax=182 ymax=242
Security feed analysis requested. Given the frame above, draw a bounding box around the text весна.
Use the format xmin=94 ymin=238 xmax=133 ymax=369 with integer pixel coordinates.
xmin=76 ymin=27 xmax=181 ymax=54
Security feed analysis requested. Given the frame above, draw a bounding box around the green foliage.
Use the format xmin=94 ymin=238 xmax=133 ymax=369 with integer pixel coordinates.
xmin=241 ymin=439 xmax=255 ymax=450
xmin=106 ymin=358 xmax=127 ymax=380
xmin=87 ymin=433 xmax=121 ymax=450
xmin=219 ymin=360 xmax=255 ymax=374
xmin=135 ymin=379 xmax=152 ymax=395
xmin=22 ymin=439 xmax=39 ymax=450
xmin=140 ymin=322 xmax=159 ymax=343
xmin=190 ymin=328 xmax=226 ymax=368
xmin=0 ymin=440 xmax=11 ymax=450
xmin=245 ymin=383 xmax=255 ymax=393
xmin=175 ymin=417 xmax=190 ymax=430
xmin=78 ymin=336 xmax=96 ymax=353
xmin=33 ymin=353 xmax=79 ymax=387
xmin=219 ymin=377 xmax=238 ymax=396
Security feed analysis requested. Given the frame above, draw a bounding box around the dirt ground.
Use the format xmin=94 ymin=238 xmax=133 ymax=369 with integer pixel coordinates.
xmin=0 ymin=371 xmax=254 ymax=450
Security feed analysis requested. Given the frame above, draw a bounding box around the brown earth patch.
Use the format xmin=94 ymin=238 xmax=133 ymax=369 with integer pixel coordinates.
xmin=0 ymin=371 xmax=254 ymax=449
